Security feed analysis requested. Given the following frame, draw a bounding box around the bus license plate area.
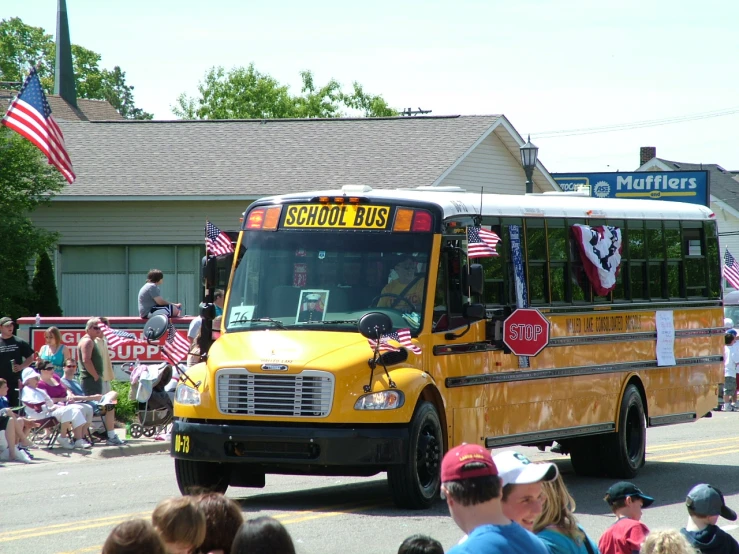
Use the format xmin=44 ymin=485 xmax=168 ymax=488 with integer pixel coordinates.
xmin=173 ymin=434 xmax=190 ymax=454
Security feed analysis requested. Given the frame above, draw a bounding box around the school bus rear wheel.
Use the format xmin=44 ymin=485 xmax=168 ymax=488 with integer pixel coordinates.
xmin=387 ymin=401 xmax=443 ymax=510
xmin=602 ymin=384 xmax=646 ymax=478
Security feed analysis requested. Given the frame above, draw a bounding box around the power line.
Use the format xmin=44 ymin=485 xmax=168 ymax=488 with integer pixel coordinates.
xmin=533 ymin=106 xmax=739 ymax=139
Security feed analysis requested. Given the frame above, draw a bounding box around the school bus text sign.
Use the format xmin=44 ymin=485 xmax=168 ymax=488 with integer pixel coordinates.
xmin=503 ymin=309 xmax=550 ymax=357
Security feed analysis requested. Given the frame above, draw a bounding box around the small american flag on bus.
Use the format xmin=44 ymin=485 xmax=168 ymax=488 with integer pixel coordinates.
xmin=163 ymin=324 xmax=190 ymax=363
xmin=467 ymin=226 xmax=500 ymax=258
xmin=368 ymin=328 xmax=421 ymax=354
xmin=724 ymin=249 xmax=739 ymax=290
xmin=206 ymin=221 xmax=234 ymax=256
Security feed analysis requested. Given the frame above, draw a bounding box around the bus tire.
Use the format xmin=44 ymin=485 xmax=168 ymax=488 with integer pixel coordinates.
xmin=387 ymin=401 xmax=443 ymax=510
xmin=175 ymin=458 xmax=230 ymax=495
xmin=569 ymin=436 xmax=606 ymax=477
xmin=602 ymin=384 xmax=646 ymax=478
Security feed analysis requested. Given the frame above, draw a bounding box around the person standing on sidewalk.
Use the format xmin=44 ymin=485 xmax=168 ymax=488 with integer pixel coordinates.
xmin=724 ymin=332 xmax=738 ymax=412
xmin=95 ymin=317 xmax=115 ymax=394
xmin=0 ymin=317 xmax=34 ymax=407
xmin=77 ymin=318 xmax=104 ymax=397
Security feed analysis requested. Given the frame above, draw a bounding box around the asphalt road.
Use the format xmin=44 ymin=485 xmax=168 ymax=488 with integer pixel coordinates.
xmin=1 ymin=411 xmax=737 ymax=554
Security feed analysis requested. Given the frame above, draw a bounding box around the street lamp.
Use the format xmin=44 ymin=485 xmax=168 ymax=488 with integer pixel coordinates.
xmin=520 ymin=135 xmax=539 ymax=194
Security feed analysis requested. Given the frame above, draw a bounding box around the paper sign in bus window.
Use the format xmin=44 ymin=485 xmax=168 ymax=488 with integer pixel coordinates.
xmin=229 ymin=306 xmax=255 ymax=325
xmin=296 ymin=290 xmax=329 ymax=323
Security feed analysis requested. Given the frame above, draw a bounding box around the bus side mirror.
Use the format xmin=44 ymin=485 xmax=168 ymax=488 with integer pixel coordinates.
xmin=463 ymin=264 xmax=484 ymax=296
xmin=202 ymin=256 xmax=217 ymax=288
xmin=463 ymin=303 xmax=485 ymax=320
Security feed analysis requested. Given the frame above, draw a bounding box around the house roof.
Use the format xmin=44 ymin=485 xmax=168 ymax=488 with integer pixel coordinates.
xmin=0 ymin=89 xmax=123 ymax=121
xmin=640 ymin=157 xmax=739 ymax=212
xmin=51 ymin=114 xmax=557 ymax=199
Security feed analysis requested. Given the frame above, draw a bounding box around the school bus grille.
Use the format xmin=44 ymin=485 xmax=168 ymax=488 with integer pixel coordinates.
xmin=216 ymin=369 xmax=334 ymax=417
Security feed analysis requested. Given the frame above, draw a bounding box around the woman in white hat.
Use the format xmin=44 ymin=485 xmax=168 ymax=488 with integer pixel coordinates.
xmin=20 ymin=367 xmax=92 ymax=450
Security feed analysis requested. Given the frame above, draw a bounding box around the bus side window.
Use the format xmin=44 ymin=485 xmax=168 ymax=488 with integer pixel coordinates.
xmin=433 ymin=243 xmax=465 ymax=332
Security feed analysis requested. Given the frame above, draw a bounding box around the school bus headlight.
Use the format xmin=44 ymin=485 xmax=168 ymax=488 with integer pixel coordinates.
xmin=175 ymin=384 xmax=201 ymax=406
xmin=354 ymin=390 xmax=404 ymax=410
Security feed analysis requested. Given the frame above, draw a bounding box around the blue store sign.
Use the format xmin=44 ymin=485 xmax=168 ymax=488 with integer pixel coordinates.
xmin=552 ymin=171 xmax=710 ymax=207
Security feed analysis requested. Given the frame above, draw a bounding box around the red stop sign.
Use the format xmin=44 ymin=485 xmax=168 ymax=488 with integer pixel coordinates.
xmin=503 ymin=308 xmax=550 ymax=356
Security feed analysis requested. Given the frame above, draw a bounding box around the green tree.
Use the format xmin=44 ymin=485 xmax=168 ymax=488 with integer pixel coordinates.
xmin=31 ymin=250 xmax=63 ymax=317
xmin=0 ymin=17 xmax=152 ymax=120
xmin=0 ymin=127 xmax=63 ymax=319
xmin=0 ymin=17 xmax=54 ymax=86
xmin=173 ymin=64 xmax=397 ymax=119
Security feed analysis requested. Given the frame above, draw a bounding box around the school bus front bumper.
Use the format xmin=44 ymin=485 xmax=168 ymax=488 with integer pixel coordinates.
xmin=171 ymin=419 xmax=410 ymax=473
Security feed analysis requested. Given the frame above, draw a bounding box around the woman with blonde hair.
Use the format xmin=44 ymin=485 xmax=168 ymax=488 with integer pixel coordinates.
xmin=640 ymin=530 xmax=697 ymax=554
xmin=38 ymin=326 xmax=67 ymax=377
xmin=533 ymin=473 xmax=601 ymax=554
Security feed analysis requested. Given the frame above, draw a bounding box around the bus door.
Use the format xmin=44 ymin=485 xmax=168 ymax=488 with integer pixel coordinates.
xmin=429 ymin=235 xmax=491 ymax=446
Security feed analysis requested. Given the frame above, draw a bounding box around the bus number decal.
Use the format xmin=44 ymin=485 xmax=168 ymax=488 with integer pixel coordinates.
xmin=283 ymin=204 xmax=390 ymax=229
xmin=174 ymin=434 xmax=190 ymax=454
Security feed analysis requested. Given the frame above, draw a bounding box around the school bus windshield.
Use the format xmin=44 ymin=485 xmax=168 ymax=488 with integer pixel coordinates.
xmin=225 ymin=230 xmax=433 ymax=333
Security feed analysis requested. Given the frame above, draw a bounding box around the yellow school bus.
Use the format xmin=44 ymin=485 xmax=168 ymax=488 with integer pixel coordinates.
xmin=171 ymin=185 xmax=723 ymax=509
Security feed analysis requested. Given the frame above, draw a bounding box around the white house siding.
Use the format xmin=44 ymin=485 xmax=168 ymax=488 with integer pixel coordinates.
xmin=439 ymin=131 xmax=545 ymax=194
xmin=30 ymin=200 xmax=250 ymax=317
xmin=31 ymin=200 xmax=249 ymax=245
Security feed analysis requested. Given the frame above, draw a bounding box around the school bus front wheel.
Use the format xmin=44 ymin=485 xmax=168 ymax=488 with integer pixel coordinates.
xmin=387 ymin=401 xmax=443 ymax=510
xmin=175 ymin=458 xmax=230 ymax=495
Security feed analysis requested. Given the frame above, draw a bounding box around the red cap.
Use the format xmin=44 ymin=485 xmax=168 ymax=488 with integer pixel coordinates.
xmin=441 ymin=443 xmax=498 ymax=482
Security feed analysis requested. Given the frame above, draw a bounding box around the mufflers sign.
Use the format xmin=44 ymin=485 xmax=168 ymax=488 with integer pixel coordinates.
xmin=552 ymin=170 xmax=709 ymax=207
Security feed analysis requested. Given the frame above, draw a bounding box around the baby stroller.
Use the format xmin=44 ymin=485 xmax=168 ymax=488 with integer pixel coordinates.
xmin=126 ymin=361 xmax=174 ymax=438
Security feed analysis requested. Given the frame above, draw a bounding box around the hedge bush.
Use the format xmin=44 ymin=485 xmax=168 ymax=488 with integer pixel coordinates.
xmin=111 ymin=380 xmax=137 ymax=423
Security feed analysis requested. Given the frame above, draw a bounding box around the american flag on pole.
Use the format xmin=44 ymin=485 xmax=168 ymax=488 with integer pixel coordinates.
xmin=467 ymin=226 xmax=500 ymax=258
xmin=99 ymin=323 xmax=144 ymax=349
xmin=206 ymin=221 xmax=234 ymax=256
xmin=368 ymin=328 xmax=422 ymax=354
xmin=162 ymin=324 xmax=190 ymax=363
xmin=1 ymin=67 xmax=75 ymax=183
xmin=724 ymin=249 xmax=739 ymax=289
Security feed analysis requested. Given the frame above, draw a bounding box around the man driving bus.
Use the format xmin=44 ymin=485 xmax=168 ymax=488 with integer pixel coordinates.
xmin=377 ymin=255 xmax=425 ymax=312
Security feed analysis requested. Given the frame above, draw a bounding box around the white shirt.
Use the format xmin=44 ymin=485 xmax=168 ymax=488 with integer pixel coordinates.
xmin=725 ymin=344 xmax=737 ymax=378
xmin=187 ymin=317 xmax=202 ymax=341
xmin=21 ymin=386 xmax=54 ymax=419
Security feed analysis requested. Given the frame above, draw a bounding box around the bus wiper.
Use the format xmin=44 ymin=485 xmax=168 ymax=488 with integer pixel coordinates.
xmin=242 ymin=317 xmax=286 ymax=329
xmin=314 ymin=319 xmax=359 ymax=325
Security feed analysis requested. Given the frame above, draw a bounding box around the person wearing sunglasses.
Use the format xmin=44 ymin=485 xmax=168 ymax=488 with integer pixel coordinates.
xmin=76 ymin=318 xmax=105 ymax=397
xmin=59 ymin=359 xmax=124 ymax=446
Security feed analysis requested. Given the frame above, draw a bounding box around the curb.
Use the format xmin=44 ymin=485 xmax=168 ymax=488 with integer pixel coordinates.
xmin=92 ymin=441 xmax=170 ymax=459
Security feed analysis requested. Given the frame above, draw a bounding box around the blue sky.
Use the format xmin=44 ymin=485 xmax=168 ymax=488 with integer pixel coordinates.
xmin=8 ymin=0 xmax=739 ymax=173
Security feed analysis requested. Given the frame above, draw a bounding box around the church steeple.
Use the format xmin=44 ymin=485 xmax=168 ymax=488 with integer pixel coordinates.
xmin=53 ymin=0 xmax=77 ymax=107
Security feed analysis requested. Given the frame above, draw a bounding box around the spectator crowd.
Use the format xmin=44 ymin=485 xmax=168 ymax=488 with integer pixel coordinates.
xmin=0 ymin=316 xmax=127 ymax=463
xmin=97 ymin=444 xmax=739 ymax=554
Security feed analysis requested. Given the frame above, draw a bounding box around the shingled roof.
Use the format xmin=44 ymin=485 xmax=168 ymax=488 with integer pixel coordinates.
xmin=648 ymin=157 xmax=739 ymax=212
xmin=54 ymin=114 xmax=555 ymax=199
xmin=0 ymin=89 xmax=123 ymax=121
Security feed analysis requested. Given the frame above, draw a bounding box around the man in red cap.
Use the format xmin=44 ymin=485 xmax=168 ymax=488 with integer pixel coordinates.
xmin=440 ymin=443 xmax=548 ymax=554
